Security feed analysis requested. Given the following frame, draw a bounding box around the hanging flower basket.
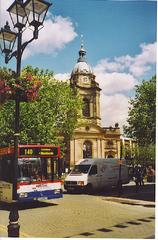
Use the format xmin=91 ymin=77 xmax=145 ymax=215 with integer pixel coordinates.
xmin=0 ymin=79 xmax=12 ymax=104
xmin=0 ymin=68 xmax=42 ymax=105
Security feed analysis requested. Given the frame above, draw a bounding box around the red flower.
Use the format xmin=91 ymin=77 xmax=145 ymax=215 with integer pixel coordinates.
xmin=0 ymin=71 xmax=42 ymax=104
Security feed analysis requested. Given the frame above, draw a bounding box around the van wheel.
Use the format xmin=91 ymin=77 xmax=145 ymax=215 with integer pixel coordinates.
xmin=86 ymin=184 xmax=93 ymax=195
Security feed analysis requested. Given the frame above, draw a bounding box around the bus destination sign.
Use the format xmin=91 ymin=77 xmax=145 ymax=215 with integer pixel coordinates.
xmin=19 ymin=146 xmax=59 ymax=157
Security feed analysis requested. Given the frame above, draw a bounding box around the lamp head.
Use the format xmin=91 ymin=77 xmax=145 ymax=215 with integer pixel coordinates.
xmin=24 ymin=0 xmax=52 ymax=29
xmin=0 ymin=21 xmax=17 ymax=54
xmin=7 ymin=0 xmax=28 ymax=30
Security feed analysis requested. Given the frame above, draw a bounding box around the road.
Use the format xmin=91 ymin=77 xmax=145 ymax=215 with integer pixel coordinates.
xmin=0 ymin=183 xmax=155 ymax=239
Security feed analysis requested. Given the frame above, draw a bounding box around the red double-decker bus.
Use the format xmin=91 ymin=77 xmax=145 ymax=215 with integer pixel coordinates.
xmin=0 ymin=144 xmax=63 ymax=202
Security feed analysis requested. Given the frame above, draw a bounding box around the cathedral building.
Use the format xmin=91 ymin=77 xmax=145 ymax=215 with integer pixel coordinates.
xmin=68 ymin=43 xmax=123 ymax=168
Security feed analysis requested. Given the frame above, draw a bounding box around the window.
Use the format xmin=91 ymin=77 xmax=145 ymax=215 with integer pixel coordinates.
xmin=82 ymin=98 xmax=90 ymax=117
xmin=71 ymin=165 xmax=91 ymax=174
xmin=17 ymin=157 xmax=59 ymax=182
xmin=89 ymin=165 xmax=97 ymax=175
xmin=107 ymin=140 xmax=113 ymax=146
xmin=83 ymin=141 xmax=92 ymax=158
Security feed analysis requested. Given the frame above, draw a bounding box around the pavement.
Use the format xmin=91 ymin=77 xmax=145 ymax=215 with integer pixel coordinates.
xmin=95 ymin=180 xmax=156 ymax=203
xmin=62 ymin=180 xmax=155 ymax=203
xmin=0 ymin=182 xmax=155 ymax=239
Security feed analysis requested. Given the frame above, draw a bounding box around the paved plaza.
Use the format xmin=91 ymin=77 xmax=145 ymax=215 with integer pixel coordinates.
xmin=0 ymin=182 xmax=155 ymax=239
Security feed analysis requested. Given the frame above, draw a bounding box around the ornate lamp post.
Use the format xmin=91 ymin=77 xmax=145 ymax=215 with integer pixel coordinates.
xmin=0 ymin=0 xmax=52 ymax=237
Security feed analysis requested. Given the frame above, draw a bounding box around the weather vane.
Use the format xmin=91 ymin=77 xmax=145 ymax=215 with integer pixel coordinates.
xmin=81 ymin=34 xmax=84 ymax=47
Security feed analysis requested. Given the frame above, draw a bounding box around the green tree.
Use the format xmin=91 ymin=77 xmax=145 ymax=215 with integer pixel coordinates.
xmin=0 ymin=66 xmax=82 ymax=152
xmin=123 ymin=76 xmax=156 ymax=167
xmin=123 ymin=76 xmax=156 ymax=146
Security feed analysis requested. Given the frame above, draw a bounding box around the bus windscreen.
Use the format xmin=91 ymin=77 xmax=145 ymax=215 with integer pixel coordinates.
xmin=18 ymin=157 xmax=58 ymax=183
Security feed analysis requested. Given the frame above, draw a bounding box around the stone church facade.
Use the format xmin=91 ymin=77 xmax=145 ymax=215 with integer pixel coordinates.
xmin=67 ymin=44 xmax=123 ymax=168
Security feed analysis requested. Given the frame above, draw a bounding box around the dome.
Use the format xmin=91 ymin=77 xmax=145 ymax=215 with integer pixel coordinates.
xmin=71 ymin=43 xmax=93 ymax=75
xmin=72 ymin=61 xmax=93 ymax=74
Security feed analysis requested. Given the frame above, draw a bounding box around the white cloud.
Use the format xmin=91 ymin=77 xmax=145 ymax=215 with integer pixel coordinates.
xmin=94 ymin=56 xmax=138 ymax=95
xmin=92 ymin=42 xmax=156 ymax=128
xmin=100 ymin=93 xmax=130 ymax=129
xmin=114 ymin=55 xmax=133 ymax=68
xmin=129 ymin=42 xmax=157 ymax=77
xmin=95 ymin=42 xmax=156 ymax=79
xmin=114 ymin=42 xmax=157 ymax=77
xmin=94 ymin=71 xmax=137 ymax=94
xmin=54 ymin=73 xmax=70 ymax=81
xmin=135 ymin=42 xmax=156 ymax=65
xmin=0 ymin=0 xmax=13 ymax=27
xmin=23 ymin=16 xmax=77 ymax=59
xmin=94 ymin=59 xmax=124 ymax=73
xmin=129 ymin=64 xmax=151 ymax=77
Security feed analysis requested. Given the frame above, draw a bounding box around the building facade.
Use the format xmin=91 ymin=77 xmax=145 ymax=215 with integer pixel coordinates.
xmin=68 ymin=44 xmax=123 ymax=168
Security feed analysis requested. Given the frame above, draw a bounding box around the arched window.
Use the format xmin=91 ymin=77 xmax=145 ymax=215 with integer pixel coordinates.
xmin=106 ymin=151 xmax=115 ymax=158
xmin=83 ymin=141 xmax=92 ymax=158
xmin=82 ymin=98 xmax=90 ymax=117
xmin=107 ymin=140 xmax=113 ymax=146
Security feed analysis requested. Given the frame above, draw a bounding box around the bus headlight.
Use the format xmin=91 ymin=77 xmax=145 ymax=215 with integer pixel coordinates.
xmin=77 ymin=181 xmax=84 ymax=186
xmin=54 ymin=189 xmax=61 ymax=194
xmin=19 ymin=192 xmax=28 ymax=198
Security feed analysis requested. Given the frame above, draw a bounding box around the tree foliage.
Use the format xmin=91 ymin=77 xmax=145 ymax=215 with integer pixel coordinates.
xmin=123 ymin=143 xmax=155 ymax=167
xmin=135 ymin=144 xmax=155 ymax=166
xmin=0 ymin=66 xmax=82 ymax=151
xmin=123 ymin=76 xmax=156 ymax=146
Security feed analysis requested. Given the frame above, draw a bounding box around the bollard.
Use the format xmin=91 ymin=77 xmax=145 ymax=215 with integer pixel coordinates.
xmin=8 ymin=201 xmax=20 ymax=237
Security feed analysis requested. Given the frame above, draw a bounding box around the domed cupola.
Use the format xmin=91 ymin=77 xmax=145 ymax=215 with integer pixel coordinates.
xmin=70 ymin=41 xmax=101 ymax=127
xmin=71 ymin=43 xmax=93 ymax=75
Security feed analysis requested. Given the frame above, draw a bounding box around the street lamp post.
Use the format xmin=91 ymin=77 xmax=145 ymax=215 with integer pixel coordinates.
xmin=0 ymin=0 xmax=52 ymax=237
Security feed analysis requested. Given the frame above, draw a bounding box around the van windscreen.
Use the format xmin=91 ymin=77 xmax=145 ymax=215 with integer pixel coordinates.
xmin=71 ymin=165 xmax=91 ymax=174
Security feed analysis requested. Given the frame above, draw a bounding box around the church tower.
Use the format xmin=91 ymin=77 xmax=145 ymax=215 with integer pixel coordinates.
xmin=67 ymin=41 xmax=122 ymax=168
xmin=70 ymin=43 xmax=101 ymax=126
xmin=68 ymin=43 xmax=105 ymax=167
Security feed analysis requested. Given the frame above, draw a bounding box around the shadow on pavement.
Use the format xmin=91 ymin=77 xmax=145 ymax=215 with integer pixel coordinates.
xmin=96 ymin=183 xmax=155 ymax=202
xmin=64 ymin=182 xmax=155 ymax=202
xmin=0 ymin=200 xmax=58 ymax=211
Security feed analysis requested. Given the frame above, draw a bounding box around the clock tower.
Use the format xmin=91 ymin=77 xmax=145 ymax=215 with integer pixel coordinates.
xmin=67 ymin=42 xmax=121 ymax=168
xmin=70 ymin=43 xmax=101 ymax=126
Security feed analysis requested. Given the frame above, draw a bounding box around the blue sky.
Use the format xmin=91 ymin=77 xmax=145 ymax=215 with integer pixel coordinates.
xmin=0 ymin=0 xmax=157 ymax=130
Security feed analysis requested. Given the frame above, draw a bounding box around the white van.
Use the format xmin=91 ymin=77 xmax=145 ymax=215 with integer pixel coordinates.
xmin=64 ymin=158 xmax=129 ymax=193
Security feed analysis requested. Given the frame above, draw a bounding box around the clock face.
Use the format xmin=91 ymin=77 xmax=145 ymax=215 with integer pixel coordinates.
xmin=82 ymin=77 xmax=90 ymax=84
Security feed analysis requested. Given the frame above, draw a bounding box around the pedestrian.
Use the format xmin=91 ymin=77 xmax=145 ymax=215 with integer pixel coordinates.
xmin=141 ymin=166 xmax=146 ymax=185
xmin=147 ymin=166 xmax=155 ymax=182
xmin=134 ymin=166 xmax=142 ymax=192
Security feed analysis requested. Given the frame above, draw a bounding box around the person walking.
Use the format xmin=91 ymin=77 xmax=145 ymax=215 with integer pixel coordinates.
xmin=134 ymin=166 xmax=142 ymax=192
xmin=147 ymin=166 xmax=155 ymax=182
xmin=141 ymin=166 xmax=146 ymax=185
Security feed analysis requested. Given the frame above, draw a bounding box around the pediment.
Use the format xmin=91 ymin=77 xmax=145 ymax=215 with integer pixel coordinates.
xmin=74 ymin=123 xmax=103 ymax=134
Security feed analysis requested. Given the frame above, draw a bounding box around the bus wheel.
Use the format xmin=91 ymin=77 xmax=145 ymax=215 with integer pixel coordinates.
xmin=86 ymin=184 xmax=93 ymax=195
